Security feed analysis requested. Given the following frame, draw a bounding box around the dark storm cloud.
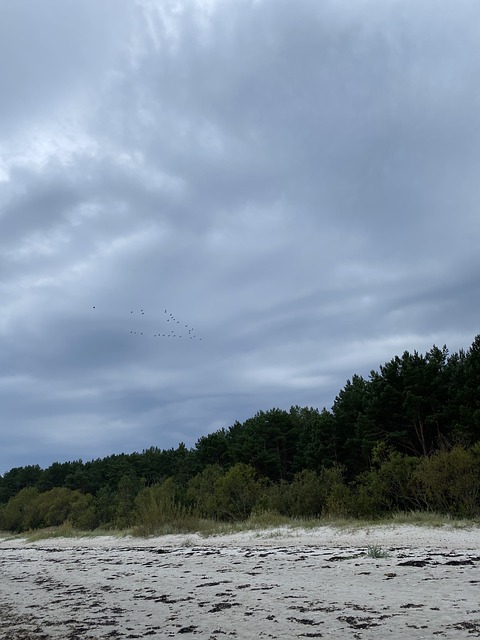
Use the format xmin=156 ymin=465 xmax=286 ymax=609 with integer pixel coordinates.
xmin=1 ymin=0 xmax=480 ymax=473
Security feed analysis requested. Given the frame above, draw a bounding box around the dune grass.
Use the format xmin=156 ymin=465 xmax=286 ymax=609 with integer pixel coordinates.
xmin=2 ymin=510 xmax=478 ymax=543
xmin=366 ymin=544 xmax=391 ymax=558
xmin=4 ymin=521 xmax=131 ymax=543
xmin=387 ymin=510 xmax=480 ymax=528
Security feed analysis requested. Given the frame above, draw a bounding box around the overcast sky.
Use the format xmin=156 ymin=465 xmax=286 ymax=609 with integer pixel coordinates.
xmin=1 ymin=0 xmax=480 ymax=475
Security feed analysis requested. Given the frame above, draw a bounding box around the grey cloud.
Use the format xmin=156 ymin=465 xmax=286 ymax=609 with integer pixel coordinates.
xmin=1 ymin=0 xmax=480 ymax=473
xmin=0 ymin=0 xmax=134 ymax=135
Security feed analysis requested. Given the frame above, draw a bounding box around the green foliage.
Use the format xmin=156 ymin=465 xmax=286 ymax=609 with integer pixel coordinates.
xmin=332 ymin=375 xmax=378 ymax=475
xmin=258 ymin=466 xmax=352 ymax=518
xmin=39 ymin=461 xmax=84 ymax=491
xmin=114 ymin=474 xmax=144 ymax=528
xmin=285 ymin=469 xmax=324 ymax=517
xmin=227 ymin=409 xmax=300 ymax=481
xmin=292 ymin=406 xmax=337 ymax=473
xmin=358 ymin=449 xmax=422 ymax=514
xmin=0 ymin=487 xmax=95 ymax=532
xmin=258 ymin=472 xmax=319 ymax=518
xmin=93 ymin=486 xmax=117 ymax=528
xmin=413 ymin=445 xmax=480 ymax=517
xmin=0 ymin=487 xmax=42 ymax=532
xmin=366 ymin=545 xmax=390 ymax=559
xmin=368 ymin=346 xmax=451 ymax=456
xmin=36 ymin=488 xmax=95 ymax=529
xmin=193 ymin=431 xmax=231 ymax=470
xmin=448 ymin=337 xmax=480 ymax=443
xmin=133 ymin=478 xmax=196 ymax=535
xmin=321 ymin=466 xmax=353 ymax=517
xmin=186 ymin=464 xmax=225 ymax=518
xmin=352 ymin=448 xmax=421 ymax=517
xmin=0 ymin=465 xmax=43 ymax=503
xmin=134 ymin=478 xmax=178 ymax=529
xmin=209 ymin=463 xmax=260 ymax=521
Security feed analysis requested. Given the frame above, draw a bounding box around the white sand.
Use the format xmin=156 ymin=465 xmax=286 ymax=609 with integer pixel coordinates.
xmin=0 ymin=524 xmax=479 ymax=638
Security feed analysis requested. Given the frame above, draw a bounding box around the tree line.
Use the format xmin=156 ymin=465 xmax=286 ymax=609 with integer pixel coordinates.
xmin=1 ymin=336 xmax=480 ymax=532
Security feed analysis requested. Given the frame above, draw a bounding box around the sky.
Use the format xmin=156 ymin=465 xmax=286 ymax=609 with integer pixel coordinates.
xmin=1 ymin=0 xmax=480 ymax=475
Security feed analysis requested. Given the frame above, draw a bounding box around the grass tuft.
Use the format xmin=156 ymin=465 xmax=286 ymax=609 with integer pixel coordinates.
xmin=366 ymin=544 xmax=390 ymax=559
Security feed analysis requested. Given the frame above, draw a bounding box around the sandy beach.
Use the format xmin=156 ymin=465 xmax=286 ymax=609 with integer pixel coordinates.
xmin=0 ymin=524 xmax=479 ymax=639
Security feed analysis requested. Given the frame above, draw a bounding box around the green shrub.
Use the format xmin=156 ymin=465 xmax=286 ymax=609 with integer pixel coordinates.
xmin=186 ymin=464 xmax=225 ymax=518
xmin=0 ymin=487 xmax=95 ymax=532
xmin=0 ymin=487 xmax=42 ymax=532
xmin=36 ymin=488 xmax=94 ymax=528
xmin=320 ymin=466 xmax=353 ymax=517
xmin=414 ymin=445 xmax=480 ymax=517
xmin=93 ymin=486 xmax=117 ymax=528
xmin=210 ymin=463 xmax=260 ymax=521
xmin=133 ymin=478 xmax=197 ymax=534
xmin=114 ymin=475 xmax=144 ymax=528
xmin=353 ymin=450 xmax=422 ymax=517
xmin=283 ymin=470 xmax=324 ymax=517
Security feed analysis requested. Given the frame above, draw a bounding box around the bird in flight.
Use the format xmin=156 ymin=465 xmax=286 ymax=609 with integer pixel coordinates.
xmin=92 ymin=305 xmax=203 ymax=341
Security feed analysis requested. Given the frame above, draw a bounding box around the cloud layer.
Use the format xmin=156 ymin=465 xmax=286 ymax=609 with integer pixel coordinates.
xmin=1 ymin=0 xmax=480 ymax=473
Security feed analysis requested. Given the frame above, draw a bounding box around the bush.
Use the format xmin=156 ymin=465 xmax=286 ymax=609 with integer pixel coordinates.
xmin=186 ymin=465 xmax=225 ymax=518
xmin=0 ymin=487 xmax=42 ymax=532
xmin=134 ymin=478 xmax=196 ymax=534
xmin=283 ymin=470 xmax=324 ymax=517
xmin=36 ymin=488 xmax=95 ymax=529
xmin=414 ymin=445 xmax=480 ymax=517
xmin=114 ymin=475 xmax=144 ymax=528
xmin=320 ymin=466 xmax=353 ymax=517
xmin=0 ymin=487 xmax=95 ymax=532
xmin=258 ymin=470 xmax=323 ymax=518
xmin=255 ymin=466 xmax=352 ymax=519
xmin=210 ymin=464 xmax=260 ymax=521
xmin=353 ymin=450 xmax=422 ymax=517
xmin=93 ymin=486 xmax=117 ymax=529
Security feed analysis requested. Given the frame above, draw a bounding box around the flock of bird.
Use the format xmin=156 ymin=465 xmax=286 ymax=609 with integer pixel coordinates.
xmin=92 ymin=307 xmax=202 ymax=341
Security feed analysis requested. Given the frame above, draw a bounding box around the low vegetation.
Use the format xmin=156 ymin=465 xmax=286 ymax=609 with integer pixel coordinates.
xmin=366 ymin=544 xmax=390 ymax=559
xmin=2 ymin=511 xmax=477 ymax=544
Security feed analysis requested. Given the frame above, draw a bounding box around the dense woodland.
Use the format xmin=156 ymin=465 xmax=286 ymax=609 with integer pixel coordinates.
xmin=1 ymin=336 xmax=480 ymax=533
